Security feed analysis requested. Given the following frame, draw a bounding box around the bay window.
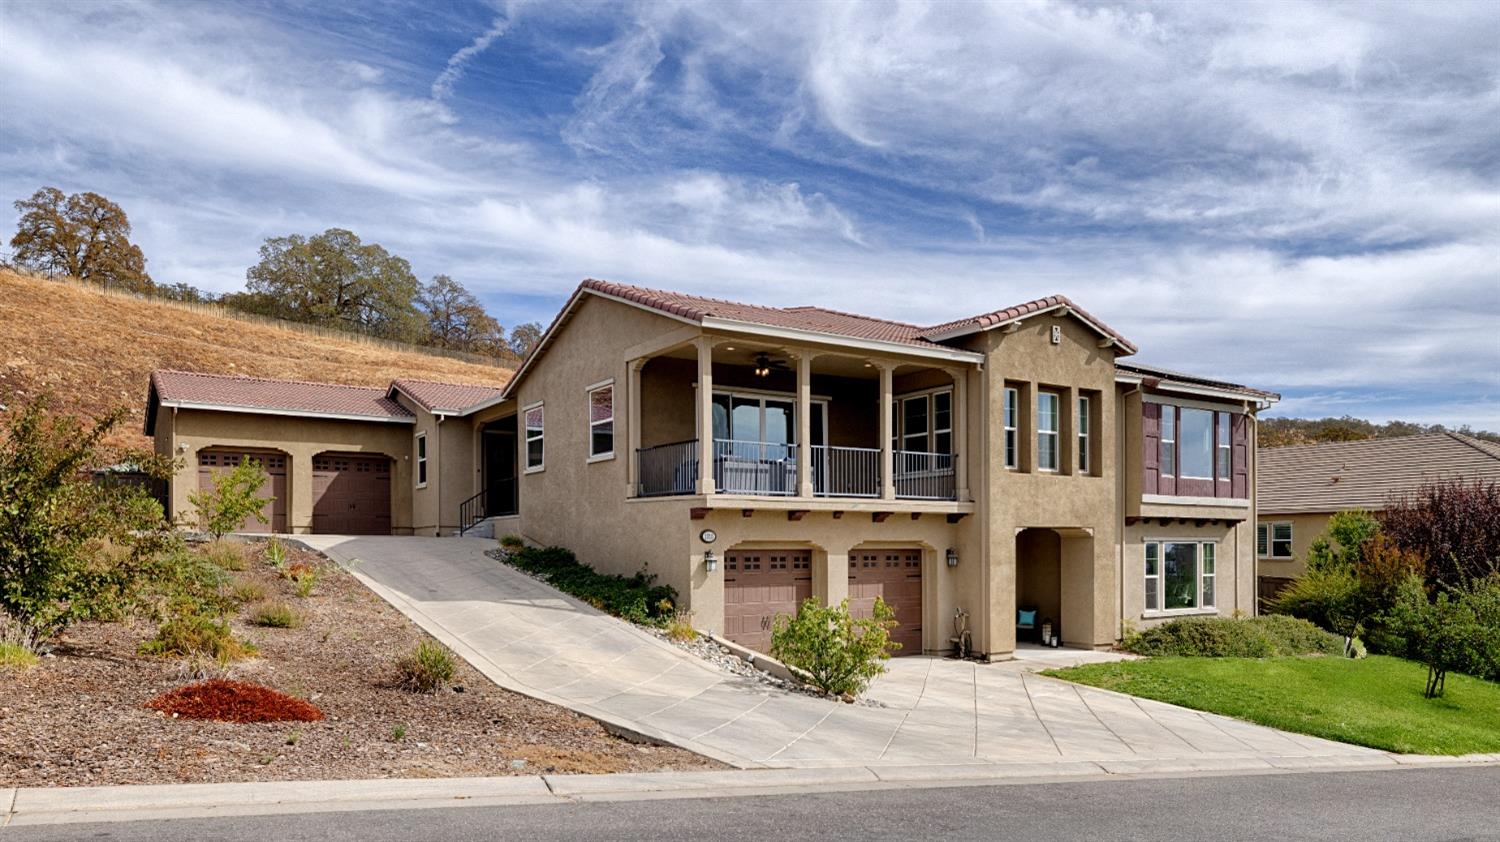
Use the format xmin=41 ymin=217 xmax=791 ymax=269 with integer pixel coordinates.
xmin=1143 ymin=540 xmax=1217 ymax=612
xmin=1179 ymin=408 xmax=1214 ymax=479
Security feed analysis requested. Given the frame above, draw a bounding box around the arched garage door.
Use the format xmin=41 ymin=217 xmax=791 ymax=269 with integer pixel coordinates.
xmin=724 ymin=549 xmax=812 ymax=654
xmin=849 ymin=548 xmax=923 ymax=655
xmin=312 ymin=453 xmax=392 ymax=535
xmin=196 ymin=449 xmax=287 ymax=533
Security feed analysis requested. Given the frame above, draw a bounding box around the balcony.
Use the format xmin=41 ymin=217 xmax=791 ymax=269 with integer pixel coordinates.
xmin=636 ymin=439 xmax=957 ymax=501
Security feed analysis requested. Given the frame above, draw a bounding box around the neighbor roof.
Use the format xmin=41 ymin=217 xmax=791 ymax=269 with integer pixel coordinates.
xmin=146 ymin=370 xmax=415 ymax=433
xmin=1117 ymin=361 xmax=1281 ymax=402
xmin=389 ymin=378 xmax=506 ymax=415
xmin=1258 ymin=433 xmax=1500 ymax=514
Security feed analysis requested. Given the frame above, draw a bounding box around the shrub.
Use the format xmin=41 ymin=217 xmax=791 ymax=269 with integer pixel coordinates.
xmin=1388 ymin=574 xmax=1500 ymax=697
xmin=503 ymin=546 xmax=677 ymax=626
xmin=146 ymin=679 xmax=323 ymax=723
xmin=498 ymin=533 xmax=524 ymax=552
xmin=666 ymin=611 xmax=697 ymax=642
xmin=1124 ymin=615 xmax=1343 ymax=658
xmin=263 ymin=535 xmax=288 ymax=571
xmin=189 ymin=457 xmax=271 ymax=540
xmin=0 ymin=393 xmax=178 ymax=638
xmin=201 ymin=540 xmax=249 ymax=571
xmin=1381 ymin=478 xmax=1500 ymax=586
xmin=282 ymin=561 xmax=322 ymax=598
xmin=771 ymin=598 xmax=898 ymax=698
xmin=140 ymin=609 xmax=256 ymax=661
xmin=250 ymin=601 xmax=303 ymax=629
xmin=395 ymin=639 xmax=455 ymax=693
xmin=1269 ymin=567 xmax=1363 ymax=644
xmin=231 ymin=579 xmax=268 ymax=604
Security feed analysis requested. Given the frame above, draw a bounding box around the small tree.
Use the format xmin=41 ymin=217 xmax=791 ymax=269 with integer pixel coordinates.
xmin=9 ymin=187 xmax=153 ymax=291
xmin=771 ymin=598 xmax=899 ymax=698
xmin=1305 ymin=510 xmax=1381 ymax=574
xmin=189 ymin=458 xmax=271 ymax=539
xmin=1381 ymin=478 xmax=1500 ymax=587
xmin=0 ymin=394 xmax=176 ymax=638
xmin=1389 ymin=575 xmax=1500 ymax=698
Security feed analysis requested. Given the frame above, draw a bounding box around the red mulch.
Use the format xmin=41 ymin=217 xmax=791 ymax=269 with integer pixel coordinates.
xmin=146 ymin=679 xmax=325 ymax=723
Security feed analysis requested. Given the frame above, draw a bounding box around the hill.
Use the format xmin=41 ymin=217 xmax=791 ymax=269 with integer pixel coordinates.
xmin=0 ymin=270 xmax=513 ymax=449
xmin=1259 ymin=415 xmax=1499 ymax=449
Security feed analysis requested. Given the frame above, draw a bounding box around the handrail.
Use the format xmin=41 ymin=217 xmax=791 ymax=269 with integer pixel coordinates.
xmin=458 ymin=488 xmax=487 ymax=536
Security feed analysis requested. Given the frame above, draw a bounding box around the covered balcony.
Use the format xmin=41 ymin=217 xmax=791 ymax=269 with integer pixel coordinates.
xmin=628 ymin=335 xmax=971 ymax=505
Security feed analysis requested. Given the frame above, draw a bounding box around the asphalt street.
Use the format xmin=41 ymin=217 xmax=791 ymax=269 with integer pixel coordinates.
xmin=6 ymin=766 xmax=1498 ymax=841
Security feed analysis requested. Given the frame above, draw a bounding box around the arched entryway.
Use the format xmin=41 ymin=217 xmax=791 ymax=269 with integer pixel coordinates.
xmin=196 ymin=448 xmax=288 ymax=533
xmin=311 ymin=451 xmax=392 ymax=534
xmin=1015 ymin=527 xmax=1097 ymax=647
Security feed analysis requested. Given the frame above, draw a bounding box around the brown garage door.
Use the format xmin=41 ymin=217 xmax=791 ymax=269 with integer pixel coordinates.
xmin=196 ymin=449 xmax=287 ymax=533
xmin=849 ymin=549 xmax=923 ymax=655
xmin=724 ymin=549 xmax=812 ymax=654
xmin=312 ymin=453 xmax=391 ymax=535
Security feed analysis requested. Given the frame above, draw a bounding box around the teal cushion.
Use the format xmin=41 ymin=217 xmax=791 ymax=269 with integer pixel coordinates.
xmin=1017 ymin=610 xmax=1036 ymax=626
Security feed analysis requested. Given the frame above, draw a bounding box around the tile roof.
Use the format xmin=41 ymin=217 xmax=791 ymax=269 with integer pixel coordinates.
xmin=149 ymin=370 xmax=415 ymax=424
xmin=1258 ymin=433 xmax=1500 ymax=514
xmin=389 ymin=378 xmax=506 ymax=414
xmin=920 ymin=294 xmax=1139 ymax=354
xmin=1117 ymin=361 xmax=1281 ymax=401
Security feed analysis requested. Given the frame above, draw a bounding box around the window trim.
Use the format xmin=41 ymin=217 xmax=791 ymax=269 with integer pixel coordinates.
xmin=414 ymin=432 xmax=428 ymax=489
xmin=1177 ymin=406 xmax=1216 ymax=480
xmin=1143 ymin=539 xmax=1219 ymax=617
xmin=1160 ymin=405 xmax=1176 ymax=478
xmin=1003 ymin=387 xmax=1018 ymax=470
xmin=1037 ymin=390 xmax=1060 ymax=472
xmin=523 ymin=401 xmax=545 ymax=474
xmin=1260 ymin=521 xmax=1294 ymax=559
xmin=1077 ymin=394 xmax=1090 ymax=475
xmin=894 ymin=386 xmax=954 ymax=455
xmin=586 ymin=379 xmax=615 ymax=463
xmin=1216 ymin=412 xmax=1231 ymax=480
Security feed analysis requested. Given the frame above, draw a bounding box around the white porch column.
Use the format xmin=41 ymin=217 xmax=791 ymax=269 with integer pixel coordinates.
xmin=952 ymin=367 xmax=969 ymax=501
xmin=796 ymin=352 xmax=813 ymax=498
xmin=626 ymin=357 xmax=644 ymax=497
xmin=878 ymin=362 xmax=895 ymax=501
xmin=696 ymin=337 xmax=716 ymax=495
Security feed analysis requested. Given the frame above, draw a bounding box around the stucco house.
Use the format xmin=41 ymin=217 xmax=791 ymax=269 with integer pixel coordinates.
xmin=147 ymin=279 xmax=1278 ymax=660
xmin=1256 ymin=433 xmax=1500 ymax=600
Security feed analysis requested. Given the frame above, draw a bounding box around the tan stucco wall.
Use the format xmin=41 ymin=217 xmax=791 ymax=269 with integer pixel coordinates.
xmin=158 ymin=406 xmax=415 ymax=534
xmin=1256 ymin=511 xmax=1335 ymax=579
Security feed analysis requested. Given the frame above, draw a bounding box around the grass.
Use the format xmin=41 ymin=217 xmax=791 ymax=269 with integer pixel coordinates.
xmin=0 ymin=642 xmax=39 ymax=671
xmin=1045 ymin=655 xmax=1500 ymax=756
xmin=249 ymin=601 xmax=304 ymax=629
xmin=394 ymin=639 xmax=455 ymax=693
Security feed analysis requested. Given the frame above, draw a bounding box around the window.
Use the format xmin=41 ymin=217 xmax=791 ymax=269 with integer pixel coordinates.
xmin=524 ymin=404 xmax=544 ymax=471
xmin=895 ymin=389 xmax=953 ymax=454
xmin=1003 ymin=387 xmax=1018 ymax=469
xmin=1259 ymin=521 xmax=1294 ymax=559
xmin=1178 ymin=408 xmax=1214 ymax=479
xmin=1144 ymin=540 xmax=1217 ymax=613
xmin=901 ymin=395 xmax=928 ymax=452
xmin=588 ymin=383 xmax=614 ymax=460
xmin=1037 ymin=391 xmax=1059 ymax=471
xmin=1160 ymin=407 xmax=1176 ymax=477
xmin=1216 ymin=413 xmax=1231 ymax=479
xmin=1077 ymin=395 xmax=1090 ymax=474
xmin=415 ymin=433 xmax=428 ymax=487
xmin=933 ymin=391 xmax=953 ymax=454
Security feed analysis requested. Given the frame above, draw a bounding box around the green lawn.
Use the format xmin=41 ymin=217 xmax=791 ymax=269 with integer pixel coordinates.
xmin=1043 ymin=655 xmax=1500 ymax=756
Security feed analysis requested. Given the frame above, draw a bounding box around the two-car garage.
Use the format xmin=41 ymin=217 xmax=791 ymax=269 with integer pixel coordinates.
xmin=196 ymin=448 xmax=392 ymax=535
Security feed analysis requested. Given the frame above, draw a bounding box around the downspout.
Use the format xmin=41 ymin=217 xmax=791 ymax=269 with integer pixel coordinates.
xmin=1117 ymin=383 xmax=1141 ymax=639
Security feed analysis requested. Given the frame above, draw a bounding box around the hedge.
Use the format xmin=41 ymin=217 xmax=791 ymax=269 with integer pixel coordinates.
xmin=502 ymin=546 xmax=676 ymax=627
xmin=1125 ymin=615 xmax=1344 ymax=658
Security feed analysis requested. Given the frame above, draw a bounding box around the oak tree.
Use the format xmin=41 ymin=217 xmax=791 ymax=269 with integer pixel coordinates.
xmin=243 ymin=228 xmax=421 ymax=341
xmin=417 ymin=275 xmax=506 ymax=355
xmin=9 ymin=187 xmax=152 ymax=291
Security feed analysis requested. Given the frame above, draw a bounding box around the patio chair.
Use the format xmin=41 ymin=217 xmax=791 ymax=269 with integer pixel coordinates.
xmin=1016 ymin=606 xmax=1040 ymax=644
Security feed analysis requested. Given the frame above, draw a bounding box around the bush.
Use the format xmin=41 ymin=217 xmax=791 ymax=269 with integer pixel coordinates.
xmin=771 ymin=598 xmax=898 ymax=698
xmin=0 ymin=393 xmax=177 ymax=638
xmin=503 ymin=546 xmax=677 ymax=626
xmin=250 ymin=601 xmax=303 ymax=629
xmin=1381 ymin=478 xmax=1500 ymax=586
xmin=498 ymin=533 xmax=524 ymax=552
xmin=282 ymin=561 xmax=322 ymax=598
xmin=1124 ymin=615 xmax=1343 ymax=658
xmin=262 ymin=536 xmax=288 ymax=571
xmin=1268 ymin=567 xmax=1363 ymax=643
xmin=666 ymin=611 xmax=697 ymax=642
xmin=231 ymin=579 xmax=267 ymax=604
xmin=201 ymin=540 xmax=249 ymax=571
xmin=1388 ymin=574 xmax=1500 ymax=697
xmin=395 ymin=639 xmax=455 ymax=693
xmin=189 ymin=457 xmax=271 ymax=540
xmin=140 ymin=610 xmax=256 ymax=661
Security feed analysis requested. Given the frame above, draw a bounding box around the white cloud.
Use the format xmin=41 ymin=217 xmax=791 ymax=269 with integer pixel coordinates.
xmin=431 ymin=13 xmax=514 ymax=102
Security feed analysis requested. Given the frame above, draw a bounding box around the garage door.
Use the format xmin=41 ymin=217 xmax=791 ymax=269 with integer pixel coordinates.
xmin=724 ymin=549 xmax=812 ymax=654
xmin=849 ymin=549 xmax=923 ymax=655
xmin=196 ymin=449 xmax=287 ymax=533
xmin=311 ymin=453 xmax=392 ymax=535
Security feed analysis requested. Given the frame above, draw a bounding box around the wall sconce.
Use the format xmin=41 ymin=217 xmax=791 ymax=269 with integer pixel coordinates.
xmin=704 ymin=550 xmax=718 ymax=572
xmin=945 ymin=548 xmax=959 ymax=568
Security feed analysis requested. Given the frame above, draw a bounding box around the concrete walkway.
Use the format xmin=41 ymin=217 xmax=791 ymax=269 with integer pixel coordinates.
xmin=299 ymin=536 xmax=1385 ymax=772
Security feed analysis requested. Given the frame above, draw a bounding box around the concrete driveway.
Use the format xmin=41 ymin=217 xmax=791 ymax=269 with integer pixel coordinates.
xmin=299 ymin=535 xmax=1383 ymax=771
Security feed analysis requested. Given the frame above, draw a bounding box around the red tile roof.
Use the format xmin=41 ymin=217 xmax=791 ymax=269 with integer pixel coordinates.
xmin=148 ymin=370 xmax=415 ymax=426
xmin=921 ymin=294 xmax=1138 ymax=353
xmin=389 ymin=378 xmax=506 ymax=414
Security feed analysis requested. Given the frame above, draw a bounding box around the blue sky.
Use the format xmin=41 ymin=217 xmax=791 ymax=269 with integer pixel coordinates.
xmin=2 ymin=1 xmax=1497 ymax=427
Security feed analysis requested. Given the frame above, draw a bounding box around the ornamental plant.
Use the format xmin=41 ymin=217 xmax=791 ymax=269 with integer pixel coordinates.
xmin=189 ymin=457 xmax=271 ymax=539
xmin=771 ymin=598 xmax=899 ymax=698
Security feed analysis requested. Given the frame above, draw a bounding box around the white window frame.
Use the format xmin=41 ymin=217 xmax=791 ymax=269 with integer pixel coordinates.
xmin=523 ymin=402 xmax=545 ymax=474
xmin=1256 ymin=523 xmax=1269 ymax=557
xmin=1143 ymin=539 xmax=1219 ymax=616
xmin=414 ymin=432 xmax=428 ymax=488
xmin=1003 ymin=387 xmax=1018 ymax=470
xmin=1077 ymin=394 xmax=1090 ymax=475
xmin=1216 ymin=412 xmax=1231 ymax=480
xmin=1160 ymin=406 xmax=1176 ymax=478
xmin=1260 ymin=521 xmax=1293 ymax=559
xmin=586 ymin=379 xmax=615 ymax=463
xmin=1037 ymin=391 xmax=1060 ymax=472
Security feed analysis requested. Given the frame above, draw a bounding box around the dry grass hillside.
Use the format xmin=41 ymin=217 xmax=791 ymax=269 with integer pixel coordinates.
xmin=0 ymin=270 xmax=513 ymax=449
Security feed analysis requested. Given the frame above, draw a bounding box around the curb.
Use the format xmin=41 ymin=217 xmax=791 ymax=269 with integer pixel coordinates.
xmin=6 ymin=755 xmax=1499 ymax=826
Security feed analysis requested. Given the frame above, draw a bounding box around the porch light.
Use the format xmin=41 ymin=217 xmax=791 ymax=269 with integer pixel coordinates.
xmin=945 ymin=548 xmax=959 ymax=568
xmin=704 ymin=550 xmax=719 ymax=572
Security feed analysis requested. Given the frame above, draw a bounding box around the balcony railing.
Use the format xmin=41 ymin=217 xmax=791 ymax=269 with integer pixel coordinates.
xmin=811 ymin=445 xmax=880 ymax=498
xmin=714 ymin=439 xmax=797 ymax=496
xmin=637 ymin=439 xmax=699 ymax=497
xmin=894 ymin=449 xmax=957 ymax=500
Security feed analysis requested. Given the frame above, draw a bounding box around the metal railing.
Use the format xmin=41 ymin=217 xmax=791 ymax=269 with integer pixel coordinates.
xmin=714 ymin=439 xmax=798 ymax=495
xmin=894 ymin=450 xmax=957 ymax=500
xmin=811 ymin=444 xmax=880 ymax=497
xmin=457 ymin=480 xmax=520 ymax=536
xmin=637 ymin=439 xmax=699 ymax=497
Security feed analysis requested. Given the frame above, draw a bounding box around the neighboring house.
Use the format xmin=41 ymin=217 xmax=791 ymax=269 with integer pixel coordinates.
xmin=147 ymin=279 xmax=1278 ymax=660
xmin=1256 ymin=433 xmax=1500 ymax=600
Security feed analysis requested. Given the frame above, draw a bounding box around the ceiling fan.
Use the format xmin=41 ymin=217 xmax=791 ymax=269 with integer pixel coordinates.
xmin=751 ymin=351 xmax=791 ymax=378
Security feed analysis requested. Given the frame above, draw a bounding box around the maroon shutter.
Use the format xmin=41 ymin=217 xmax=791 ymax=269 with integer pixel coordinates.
xmin=1141 ymin=402 xmax=1160 ymax=495
xmin=1232 ymin=413 xmax=1249 ymax=499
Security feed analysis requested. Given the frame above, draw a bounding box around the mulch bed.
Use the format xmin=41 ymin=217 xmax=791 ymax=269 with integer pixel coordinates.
xmin=0 ymin=542 xmax=721 ymax=787
xmin=146 ymin=679 xmax=325 ymax=723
